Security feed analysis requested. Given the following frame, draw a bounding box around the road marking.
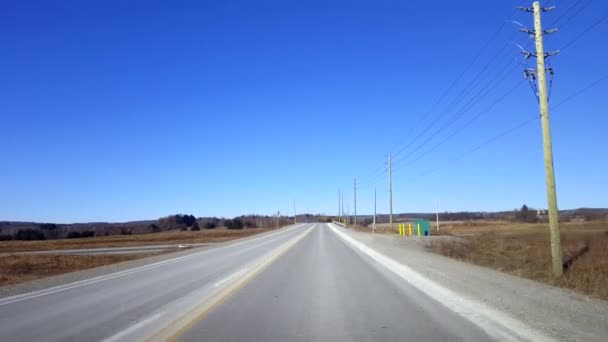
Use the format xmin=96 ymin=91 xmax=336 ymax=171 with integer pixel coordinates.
xmin=102 ymin=312 xmax=164 ymax=342
xmin=327 ymin=223 xmax=555 ymax=342
xmin=0 ymin=223 xmax=307 ymax=306
xmin=148 ymin=225 xmax=316 ymax=342
xmin=213 ymin=268 xmax=248 ymax=288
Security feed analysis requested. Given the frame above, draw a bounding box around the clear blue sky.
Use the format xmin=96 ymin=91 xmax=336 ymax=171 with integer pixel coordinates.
xmin=1 ymin=0 xmax=607 ymax=223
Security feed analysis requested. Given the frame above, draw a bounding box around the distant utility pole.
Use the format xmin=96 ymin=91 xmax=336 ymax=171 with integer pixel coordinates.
xmin=293 ymin=200 xmax=297 ymax=224
xmin=341 ymin=192 xmax=345 ymax=223
xmin=518 ymin=1 xmax=563 ymax=277
xmin=373 ymin=188 xmax=377 ymax=233
xmin=338 ymin=189 xmax=341 ymax=222
xmin=347 ymin=203 xmax=350 ymax=225
xmin=388 ymin=154 xmax=393 ymax=229
xmin=276 ymin=210 xmax=280 ymax=228
xmin=354 ymin=178 xmax=357 ymax=227
xmin=436 ymin=200 xmax=440 ymax=231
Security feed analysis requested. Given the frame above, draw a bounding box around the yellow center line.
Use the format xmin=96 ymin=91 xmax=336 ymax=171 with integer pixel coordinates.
xmin=147 ymin=225 xmax=315 ymax=342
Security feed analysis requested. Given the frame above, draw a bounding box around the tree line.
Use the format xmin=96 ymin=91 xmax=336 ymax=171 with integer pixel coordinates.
xmin=0 ymin=213 xmax=291 ymax=241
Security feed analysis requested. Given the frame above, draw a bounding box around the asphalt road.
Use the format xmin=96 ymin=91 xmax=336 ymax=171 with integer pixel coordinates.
xmin=0 ymin=223 xmax=310 ymax=341
xmin=0 ymin=223 xmax=546 ymax=341
xmin=178 ymin=223 xmax=491 ymax=342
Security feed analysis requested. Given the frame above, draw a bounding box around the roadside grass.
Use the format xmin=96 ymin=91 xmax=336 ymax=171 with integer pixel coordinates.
xmin=0 ymin=253 xmax=159 ymax=287
xmin=427 ymin=220 xmax=608 ymax=300
xmin=0 ymin=227 xmax=276 ymax=253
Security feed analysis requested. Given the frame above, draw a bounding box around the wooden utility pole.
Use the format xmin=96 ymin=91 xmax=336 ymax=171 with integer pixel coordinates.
xmin=373 ymin=188 xmax=377 ymax=233
xmin=338 ymin=189 xmax=341 ymax=222
xmin=519 ymin=1 xmax=563 ymax=277
xmin=346 ymin=203 xmax=350 ymax=225
xmin=341 ymin=192 xmax=345 ymax=224
xmin=388 ymin=154 xmax=393 ymax=230
xmin=354 ymin=178 xmax=357 ymax=227
xmin=436 ymin=200 xmax=440 ymax=231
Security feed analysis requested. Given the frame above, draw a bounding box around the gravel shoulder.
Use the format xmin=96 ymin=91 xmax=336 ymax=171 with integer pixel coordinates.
xmin=340 ymin=227 xmax=608 ymax=342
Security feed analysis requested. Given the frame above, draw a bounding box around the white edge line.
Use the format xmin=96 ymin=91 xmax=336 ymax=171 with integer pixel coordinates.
xmin=102 ymin=312 xmax=164 ymax=342
xmin=327 ymin=223 xmax=555 ymax=342
xmin=0 ymin=223 xmax=307 ymax=306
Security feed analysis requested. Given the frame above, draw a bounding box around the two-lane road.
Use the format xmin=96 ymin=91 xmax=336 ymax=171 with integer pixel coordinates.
xmin=1 ymin=223 xmax=541 ymax=341
xmin=0 ymin=223 xmax=312 ymax=341
xmin=178 ymin=223 xmax=491 ymax=342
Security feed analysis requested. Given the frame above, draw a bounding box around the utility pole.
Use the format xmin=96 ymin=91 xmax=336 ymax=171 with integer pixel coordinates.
xmin=436 ymin=200 xmax=440 ymax=231
xmin=388 ymin=154 xmax=393 ymax=230
xmin=373 ymin=187 xmax=377 ymax=233
xmin=346 ymin=203 xmax=350 ymax=225
xmin=354 ymin=178 xmax=357 ymax=227
xmin=276 ymin=210 xmax=280 ymax=228
xmin=293 ymin=200 xmax=297 ymax=224
xmin=341 ymin=192 xmax=345 ymax=224
xmin=518 ymin=1 xmax=562 ymax=277
xmin=338 ymin=189 xmax=341 ymax=222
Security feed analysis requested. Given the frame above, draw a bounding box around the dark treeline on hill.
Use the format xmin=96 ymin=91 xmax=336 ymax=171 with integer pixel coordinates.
xmin=1 ymin=208 xmax=606 ymax=241
xmin=341 ymin=207 xmax=608 ymax=225
xmin=0 ymin=213 xmax=297 ymax=241
xmin=157 ymin=214 xmax=199 ymax=231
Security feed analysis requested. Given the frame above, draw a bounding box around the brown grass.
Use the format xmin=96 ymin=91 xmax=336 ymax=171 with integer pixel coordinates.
xmin=0 ymin=253 xmax=158 ymax=287
xmin=433 ymin=219 xmax=608 ymax=236
xmin=0 ymin=227 xmax=275 ymax=253
xmin=428 ymin=220 xmax=608 ymax=300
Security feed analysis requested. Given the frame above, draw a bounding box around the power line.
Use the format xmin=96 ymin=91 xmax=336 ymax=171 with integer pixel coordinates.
xmin=552 ymin=73 xmax=608 ymax=109
xmin=392 ymin=80 xmax=525 ymax=174
xmin=427 ymin=8 xmax=519 ymax=119
xmin=358 ymin=164 xmax=388 ymax=188
xmin=366 ymin=5 xmax=535 ymax=183
xmin=388 ymin=8 xmax=520 ymax=159
xmin=392 ymin=43 xmax=514 ymax=160
xmin=559 ymin=11 xmax=608 ymax=51
xmin=359 ymin=163 xmax=387 ymax=184
xmin=408 ymin=118 xmax=536 ymax=181
xmin=367 ymin=8 xmax=529 ymax=183
xmin=390 ymin=11 xmax=538 ymax=163
xmin=547 ymin=0 xmax=591 ymax=29
xmin=392 ymin=58 xmax=520 ymax=167
xmin=552 ymin=0 xmax=594 ymax=30
xmin=362 ymin=1 xmax=602 ymax=189
xmin=411 ymin=70 xmax=608 ymax=180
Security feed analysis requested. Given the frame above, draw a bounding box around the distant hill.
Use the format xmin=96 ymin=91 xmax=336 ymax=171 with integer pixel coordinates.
xmin=0 ymin=213 xmax=297 ymax=241
xmin=1 ymin=208 xmax=605 ymax=241
xmin=340 ymin=208 xmax=608 ymax=224
xmin=0 ymin=220 xmax=157 ymax=240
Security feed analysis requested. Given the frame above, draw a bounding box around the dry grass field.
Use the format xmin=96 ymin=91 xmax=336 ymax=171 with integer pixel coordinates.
xmin=0 ymin=227 xmax=276 ymax=253
xmin=427 ymin=220 xmax=608 ymax=300
xmin=0 ymin=253 xmax=158 ymax=287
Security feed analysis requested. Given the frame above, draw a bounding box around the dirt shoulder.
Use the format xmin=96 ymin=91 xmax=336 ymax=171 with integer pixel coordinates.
xmin=338 ymin=226 xmax=608 ymax=342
